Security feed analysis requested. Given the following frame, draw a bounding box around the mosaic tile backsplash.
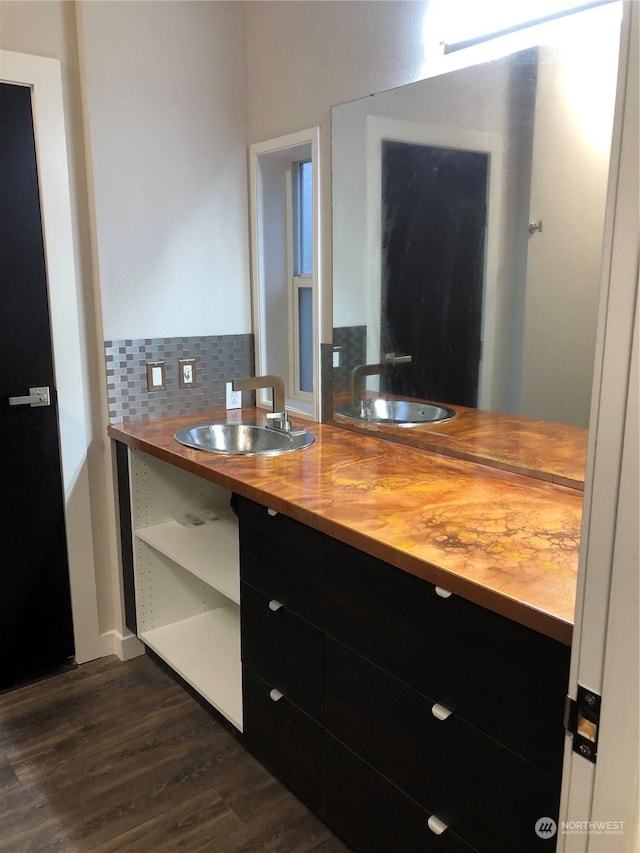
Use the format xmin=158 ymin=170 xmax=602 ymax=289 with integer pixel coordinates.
xmin=332 ymin=325 xmax=367 ymax=396
xmin=105 ymin=334 xmax=254 ymax=423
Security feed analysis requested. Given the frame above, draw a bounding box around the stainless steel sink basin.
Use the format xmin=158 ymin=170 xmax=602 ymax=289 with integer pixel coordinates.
xmin=336 ymin=398 xmax=456 ymax=427
xmin=174 ymin=421 xmax=314 ymax=456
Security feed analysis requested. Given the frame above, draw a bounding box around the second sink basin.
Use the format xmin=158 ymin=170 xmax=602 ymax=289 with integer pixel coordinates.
xmin=174 ymin=421 xmax=314 ymax=456
xmin=336 ymin=398 xmax=456 ymax=427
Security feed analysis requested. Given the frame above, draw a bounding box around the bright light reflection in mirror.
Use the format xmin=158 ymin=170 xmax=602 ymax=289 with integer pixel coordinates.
xmin=422 ymin=0 xmax=621 ymax=77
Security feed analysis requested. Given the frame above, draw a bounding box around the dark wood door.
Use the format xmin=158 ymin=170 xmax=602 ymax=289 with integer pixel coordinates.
xmin=380 ymin=141 xmax=488 ymax=407
xmin=0 ymin=82 xmax=75 ymax=688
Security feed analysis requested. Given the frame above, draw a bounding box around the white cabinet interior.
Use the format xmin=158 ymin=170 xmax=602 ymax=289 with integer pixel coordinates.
xmin=128 ymin=449 xmax=242 ymax=730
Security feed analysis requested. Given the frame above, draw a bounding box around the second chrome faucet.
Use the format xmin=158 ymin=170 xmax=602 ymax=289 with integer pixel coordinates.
xmin=350 ymin=353 xmax=412 ymax=411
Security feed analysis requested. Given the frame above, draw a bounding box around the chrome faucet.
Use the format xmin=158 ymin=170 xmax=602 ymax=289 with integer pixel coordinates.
xmin=350 ymin=353 xmax=412 ymax=411
xmin=232 ymin=374 xmax=294 ymax=431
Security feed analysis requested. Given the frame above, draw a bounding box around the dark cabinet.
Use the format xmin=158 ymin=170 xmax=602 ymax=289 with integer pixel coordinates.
xmin=325 ymin=735 xmax=477 ymax=853
xmin=243 ymin=668 xmax=324 ymax=815
xmin=237 ymin=495 xmax=570 ymax=852
xmin=324 ymin=536 xmax=569 ymax=779
xmin=325 ymin=638 xmax=560 ymax=852
xmin=238 ymin=495 xmax=325 ymax=627
xmin=238 ymin=497 xmax=325 ymax=815
xmin=241 ymin=581 xmax=324 ymax=720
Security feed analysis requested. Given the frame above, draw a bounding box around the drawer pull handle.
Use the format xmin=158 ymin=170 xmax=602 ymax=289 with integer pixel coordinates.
xmin=267 ymin=508 xmax=278 ymax=517
xmin=427 ymin=815 xmax=448 ymax=836
xmin=431 ymin=703 xmax=453 ymax=721
xmin=269 ymin=688 xmax=284 ymax=702
xmin=435 ymin=586 xmax=452 ymax=599
xmin=268 ymin=599 xmax=284 ymax=612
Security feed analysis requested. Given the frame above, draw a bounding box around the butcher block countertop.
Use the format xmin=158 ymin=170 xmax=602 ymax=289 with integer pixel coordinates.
xmin=108 ymin=409 xmax=583 ymax=645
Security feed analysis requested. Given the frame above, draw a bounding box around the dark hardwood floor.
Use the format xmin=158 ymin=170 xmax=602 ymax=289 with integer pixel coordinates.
xmin=0 ymin=653 xmax=350 ymax=852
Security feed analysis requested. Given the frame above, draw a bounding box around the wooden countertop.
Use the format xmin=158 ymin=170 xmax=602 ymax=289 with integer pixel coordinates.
xmin=108 ymin=409 xmax=582 ymax=645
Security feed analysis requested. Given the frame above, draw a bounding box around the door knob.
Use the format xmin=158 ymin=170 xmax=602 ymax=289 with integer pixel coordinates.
xmin=8 ymin=386 xmax=50 ymax=407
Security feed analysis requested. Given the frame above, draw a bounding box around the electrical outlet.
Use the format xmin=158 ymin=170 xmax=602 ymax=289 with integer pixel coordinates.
xmin=332 ymin=350 xmax=341 ymax=368
xmin=226 ymin=381 xmax=242 ymax=409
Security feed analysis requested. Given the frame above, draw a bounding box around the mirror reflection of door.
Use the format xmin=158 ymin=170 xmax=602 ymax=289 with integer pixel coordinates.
xmin=380 ymin=141 xmax=488 ymax=407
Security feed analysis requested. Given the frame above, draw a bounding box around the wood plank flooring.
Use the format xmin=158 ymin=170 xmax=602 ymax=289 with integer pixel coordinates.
xmin=0 ymin=654 xmax=350 ymax=852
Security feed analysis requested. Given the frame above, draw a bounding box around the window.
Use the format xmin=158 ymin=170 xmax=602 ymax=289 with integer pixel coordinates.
xmin=296 ymin=160 xmax=313 ymax=275
xmin=292 ymin=160 xmax=313 ymax=396
xmin=249 ymin=130 xmax=320 ymax=419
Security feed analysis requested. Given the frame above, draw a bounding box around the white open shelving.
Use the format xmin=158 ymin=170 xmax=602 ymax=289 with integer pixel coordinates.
xmin=140 ymin=606 xmax=242 ymax=730
xmin=128 ymin=449 xmax=242 ymax=731
xmin=135 ymin=514 xmax=240 ymax=604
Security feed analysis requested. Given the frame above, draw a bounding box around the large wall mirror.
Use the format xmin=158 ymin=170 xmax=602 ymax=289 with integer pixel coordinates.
xmin=331 ymin=3 xmax=622 ymax=483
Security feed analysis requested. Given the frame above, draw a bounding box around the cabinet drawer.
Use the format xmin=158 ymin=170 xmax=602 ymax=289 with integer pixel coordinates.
xmin=242 ymin=667 xmax=323 ymax=814
xmin=325 ymin=735 xmax=477 ymax=853
xmin=237 ymin=496 xmax=324 ymax=627
xmin=241 ymin=582 xmax=323 ymax=721
xmin=325 ymin=638 xmax=560 ymax=853
xmin=324 ymin=536 xmax=569 ymax=777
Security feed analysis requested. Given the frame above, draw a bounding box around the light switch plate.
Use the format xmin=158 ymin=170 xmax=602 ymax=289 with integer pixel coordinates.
xmin=179 ymin=358 xmax=196 ymax=389
xmin=146 ymin=361 xmax=166 ymax=391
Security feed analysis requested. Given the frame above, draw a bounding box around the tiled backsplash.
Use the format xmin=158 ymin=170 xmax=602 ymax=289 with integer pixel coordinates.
xmin=104 ymin=334 xmax=254 ymax=423
xmin=332 ymin=325 xmax=367 ymax=396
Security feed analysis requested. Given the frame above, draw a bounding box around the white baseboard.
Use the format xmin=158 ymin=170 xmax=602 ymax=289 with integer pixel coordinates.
xmin=100 ymin=629 xmax=145 ymax=661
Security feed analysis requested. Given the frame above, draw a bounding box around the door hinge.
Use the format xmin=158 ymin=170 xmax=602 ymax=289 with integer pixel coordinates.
xmin=565 ymin=684 xmax=601 ymax=764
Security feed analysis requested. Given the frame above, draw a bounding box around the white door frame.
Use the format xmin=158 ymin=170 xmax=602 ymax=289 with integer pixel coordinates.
xmin=1 ymin=50 xmax=105 ymax=664
xmin=559 ymin=3 xmax=639 ymax=849
xmin=249 ymin=128 xmax=322 ymax=421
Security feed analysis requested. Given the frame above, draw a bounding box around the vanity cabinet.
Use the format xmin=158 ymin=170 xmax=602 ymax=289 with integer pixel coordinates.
xmin=237 ymin=495 xmax=570 ymax=853
xmin=122 ymin=447 xmax=242 ymax=730
xmin=324 ymin=736 xmax=475 ymax=853
xmin=238 ymin=495 xmax=325 ymax=627
xmin=324 ymin=639 xmax=558 ymax=852
xmin=323 ymin=537 xmax=569 ymax=780
xmin=238 ymin=498 xmax=325 ymax=814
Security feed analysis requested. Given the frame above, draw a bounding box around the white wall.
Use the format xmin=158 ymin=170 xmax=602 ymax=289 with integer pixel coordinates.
xmin=0 ymin=1 xmax=118 ymax=644
xmin=78 ymin=0 xmax=251 ymax=341
xmin=244 ymin=0 xmax=432 ymax=342
xmin=520 ymin=5 xmax=621 ymax=427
